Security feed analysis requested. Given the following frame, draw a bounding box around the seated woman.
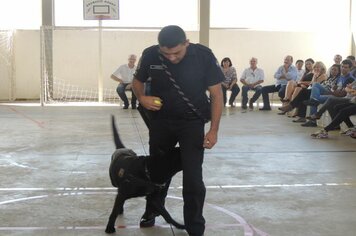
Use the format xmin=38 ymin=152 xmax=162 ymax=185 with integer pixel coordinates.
xmin=282 ymin=58 xmax=314 ymax=103
xmin=278 ymin=61 xmax=328 ymax=123
xmin=304 ymin=64 xmax=341 ymax=107
xmin=220 ymin=57 xmax=240 ymax=107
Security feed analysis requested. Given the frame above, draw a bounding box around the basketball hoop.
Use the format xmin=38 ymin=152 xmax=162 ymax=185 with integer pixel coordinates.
xmin=83 ymin=0 xmax=119 ymax=21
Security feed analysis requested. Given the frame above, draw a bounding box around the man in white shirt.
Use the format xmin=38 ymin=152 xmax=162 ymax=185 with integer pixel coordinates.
xmin=240 ymin=57 xmax=265 ymax=110
xmin=111 ymin=54 xmax=137 ymax=109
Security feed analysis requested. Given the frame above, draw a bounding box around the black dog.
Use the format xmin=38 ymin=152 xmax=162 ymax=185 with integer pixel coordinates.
xmin=105 ymin=116 xmax=185 ymax=233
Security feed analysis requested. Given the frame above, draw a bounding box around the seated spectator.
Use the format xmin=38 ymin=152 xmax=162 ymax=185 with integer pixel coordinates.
xmin=278 ymin=62 xmax=328 ymax=124
xmin=297 ymin=61 xmax=328 ymax=122
xmin=296 ymin=59 xmax=305 ymax=81
xmin=310 ymin=103 xmax=356 ymax=139
xmin=326 ymin=54 xmax=342 ymax=76
xmin=279 ymin=58 xmax=314 ymax=115
xmin=240 ymin=57 xmax=265 ymax=110
xmin=346 ymin=55 xmax=356 ymax=78
xmin=111 ymin=54 xmax=138 ymax=109
xmin=259 ymin=55 xmax=298 ymax=110
xmin=308 ymin=79 xmax=356 ymax=121
xmin=220 ymin=57 xmax=240 ymax=107
xmin=307 ymin=64 xmax=341 ymax=103
xmin=302 ymin=60 xmax=355 ymax=126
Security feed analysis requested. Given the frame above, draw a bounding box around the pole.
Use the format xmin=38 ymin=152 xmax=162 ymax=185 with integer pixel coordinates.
xmin=98 ymin=19 xmax=104 ymax=102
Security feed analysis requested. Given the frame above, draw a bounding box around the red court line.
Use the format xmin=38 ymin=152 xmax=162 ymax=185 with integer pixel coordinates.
xmin=5 ymin=106 xmax=45 ymax=129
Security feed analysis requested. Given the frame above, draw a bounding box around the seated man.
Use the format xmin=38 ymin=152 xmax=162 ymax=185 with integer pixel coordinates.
xmin=259 ymin=55 xmax=298 ymax=110
xmin=240 ymin=57 xmax=264 ymax=110
xmin=111 ymin=54 xmax=138 ymax=109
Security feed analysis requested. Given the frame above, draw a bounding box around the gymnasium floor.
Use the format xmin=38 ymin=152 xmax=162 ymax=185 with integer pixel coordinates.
xmin=0 ymin=102 xmax=355 ymax=236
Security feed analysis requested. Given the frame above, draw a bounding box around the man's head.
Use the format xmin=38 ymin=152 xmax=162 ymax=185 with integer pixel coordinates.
xmin=127 ymin=54 xmax=137 ymax=67
xmin=341 ymin=59 xmax=353 ymax=75
xmin=284 ymin=55 xmax=293 ymax=67
xmin=249 ymin=57 xmax=258 ymax=69
xmin=334 ymin=54 xmax=342 ymax=64
xmin=346 ymin=55 xmax=355 ymax=68
xmin=295 ymin=59 xmax=304 ymax=70
xmin=158 ymin=25 xmax=189 ymax=64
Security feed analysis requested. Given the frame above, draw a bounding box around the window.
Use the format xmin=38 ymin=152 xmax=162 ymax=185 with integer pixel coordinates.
xmin=211 ymin=0 xmax=350 ymax=31
xmin=0 ymin=0 xmax=41 ymax=29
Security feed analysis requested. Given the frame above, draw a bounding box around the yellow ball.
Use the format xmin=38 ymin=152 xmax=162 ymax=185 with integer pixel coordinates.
xmin=154 ymin=99 xmax=162 ymax=105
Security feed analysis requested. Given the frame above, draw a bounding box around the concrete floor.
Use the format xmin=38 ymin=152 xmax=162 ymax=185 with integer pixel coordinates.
xmin=0 ymin=103 xmax=355 ymax=236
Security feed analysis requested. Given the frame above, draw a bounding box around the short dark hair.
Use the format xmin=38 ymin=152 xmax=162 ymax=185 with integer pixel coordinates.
xmin=342 ymin=59 xmax=353 ymax=69
xmin=305 ymin=58 xmax=315 ymax=64
xmin=221 ymin=57 xmax=232 ymax=67
xmin=296 ymin=59 xmax=304 ymax=64
xmin=330 ymin=64 xmax=341 ymax=77
xmin=158 ymin=25 xmax=186 ymax=48
xmin=346 ymin=55 xmax=355 ymax=61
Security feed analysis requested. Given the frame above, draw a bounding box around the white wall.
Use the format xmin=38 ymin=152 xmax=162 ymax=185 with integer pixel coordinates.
xmin=6 ymin=28 xmax=353 ymax=100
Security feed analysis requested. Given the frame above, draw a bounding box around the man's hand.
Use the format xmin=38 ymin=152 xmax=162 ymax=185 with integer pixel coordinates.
xmin=203 ymin=130 xmax=217 ymax=149
xmin=139 ymin=96 xmax=163 ymax=111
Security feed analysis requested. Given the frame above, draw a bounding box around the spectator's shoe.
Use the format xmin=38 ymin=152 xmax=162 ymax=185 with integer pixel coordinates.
xmin=259 ymin=107 xmax=271 ymax=111
xmin=340 ymin=127 xmax=356 ymax=136
xmin=241 ymin=105 xmax=247 ymax=110
xmin=292 ymin=117 xmax=306 ymax=123
xmin=301 ymin=120 xmax=317 ymax=127
xmin=311 ymin=129 xmax=328 ymax=139
xmin=229 ymin=102 xmax=236 ymax=107
xmin=277 ymin=111 xmax=287 ymax=115
xmin=278 ymin=104 xmax=293 ymax=112
xmin=131 ymin=104 xmax=137 ymax=109
xmin=123 ymin=105 xmax=129 ymax=109
xmin=308 ymin=114 xmax=321 ymax=120
xmin=303 ymin=98 xmax=320 ymax=106
xmin=139 ymin=212 xmax=158 ymax=228
xmin=249 ymin=101 xmax=254 ymax=110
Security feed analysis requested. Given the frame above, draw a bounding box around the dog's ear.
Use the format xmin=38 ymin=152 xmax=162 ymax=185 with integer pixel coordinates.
xmin=111 ymin=115 xmax=125 ymax=149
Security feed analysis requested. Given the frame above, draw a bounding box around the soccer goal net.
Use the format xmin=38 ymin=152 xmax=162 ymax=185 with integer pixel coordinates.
xmin=0 ymin=30 xmax=15 ymax=101
xmin=40 ymin=26 xmax=123 ymax=105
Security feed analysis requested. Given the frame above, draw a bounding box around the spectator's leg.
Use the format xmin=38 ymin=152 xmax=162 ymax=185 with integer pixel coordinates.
xmin=222 ymin=86 xmax=227 ymax=107
xmin=278 ymin=85 xmax=287 ymax=100
xmin=117 ymin=83 xmax=129 ymax=108
xmin=261 ymin=85 xmax=279 ymax=109
xmin=131 ymin=89 xmax=137 ymax=109
xmin=324 ymin=104 xmax=356 ymax=131
xmin=229 ymin=84 xmax=240 ymax=106
xmin=241 ymin=85 xmax=249 ymax=108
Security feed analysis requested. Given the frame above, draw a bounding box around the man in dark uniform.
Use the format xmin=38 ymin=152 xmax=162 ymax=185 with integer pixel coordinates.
xmin=132 ymin=25 xmax=224 ymax=236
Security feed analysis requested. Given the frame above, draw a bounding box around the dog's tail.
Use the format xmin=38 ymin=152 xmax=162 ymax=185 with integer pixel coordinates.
xmin=111 ymin=115 xmax=125 ymax=149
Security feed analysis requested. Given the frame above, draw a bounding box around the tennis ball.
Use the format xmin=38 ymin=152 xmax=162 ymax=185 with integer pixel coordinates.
xmin=154 ymin=99 xmax=162 ymax=105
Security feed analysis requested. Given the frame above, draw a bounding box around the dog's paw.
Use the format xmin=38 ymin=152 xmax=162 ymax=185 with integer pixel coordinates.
xmin=105 ymin=225 xmax=116 ymax=234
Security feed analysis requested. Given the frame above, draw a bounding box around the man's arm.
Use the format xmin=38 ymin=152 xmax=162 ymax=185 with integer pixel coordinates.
xmin=204 ymin=83 xmax=223 ymax=149
xmin=111 ymin=74 xmax=123 ymax=83
xmin=132 ymin=78 xmax=162 ymax=111
xmin=285 ymin=66 xmax=298 ymax=81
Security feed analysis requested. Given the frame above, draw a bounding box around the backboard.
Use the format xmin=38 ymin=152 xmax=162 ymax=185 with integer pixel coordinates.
xmin=83 ymin=0 xmax=119 ymax=20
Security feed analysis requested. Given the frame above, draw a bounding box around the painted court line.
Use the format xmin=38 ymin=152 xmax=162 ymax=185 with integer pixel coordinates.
xmin=1 ymin=182 xmax=356 ymax=192
xmin=0 ymin=192 xmax=269 ymax=236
